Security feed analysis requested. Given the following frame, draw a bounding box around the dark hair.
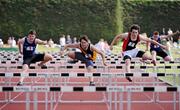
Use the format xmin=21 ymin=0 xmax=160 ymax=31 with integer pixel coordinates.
xmin=28 ymin=29 xmax=36 ymax=35
xmin=130 ymin=24 xmax=140 ymax=32
xmin=79 ymin=35 xmax=89 ymax=42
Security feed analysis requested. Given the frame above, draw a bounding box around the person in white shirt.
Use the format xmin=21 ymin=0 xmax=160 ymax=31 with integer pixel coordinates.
xmin=60 ymin=35 xmax=66 ymax=47
xmin=11 ymin=37 xmax=16 ymax=47
xmin=0 ymin=39 xmax=3 ymax=47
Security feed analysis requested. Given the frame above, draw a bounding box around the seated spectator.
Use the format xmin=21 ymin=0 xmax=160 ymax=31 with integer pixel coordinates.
xmin=73 ymin=37 xmax=77 ymax=43
xmin=0 ymin=39 xmax=3 ymax=47
xmin=48 ymin=38 xmax=55 ymax=48
xmin=95 ymin=38 xmax=105 ymax=52
xmin=8 ymin=37 xmax=12 ymax=47
xmin=59 ymin=35 xmax=66 ymax=47
xmin=66 ymin=35 xmax=72 ymax=44
xmin=104 ymin=41 xmax=111 ymax=55
xmin=11 ymin=37 xmax=16 ymax=47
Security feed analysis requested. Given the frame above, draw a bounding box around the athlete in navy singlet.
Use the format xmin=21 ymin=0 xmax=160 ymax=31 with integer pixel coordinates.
xmin=149 ymin=31 xmax=179 ymax=64
xmin=17 ymin=30 xmax=53 ymax=85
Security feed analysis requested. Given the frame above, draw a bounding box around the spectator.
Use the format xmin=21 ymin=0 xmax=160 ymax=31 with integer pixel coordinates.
xmin=162 ymin=28 xmax=165 ymax=35
xmin=168 ymin=28 xmax=173 ymax=35
xmin=0 ymin=39 xmax=3 ymax=47
xmin=168 ymin=28 xmax=173 ymax=42
xmin=48 ymin=38 xmax=55 ymax=48
xmin=104 ymin=41 xmax=111 ymax=55
xmin=95 ymin=38 xmax=105 ymax=53
xmin=8 ymin=37 xmax=12 ymax=47
xmin=73 ymin=37 xmax=77 ymax=43
xmin=59 ymin=35 xmax=66 ymax=47
xmin=66 ymin=35 xmax=72 ymax=44
xmin=11 ymin=37 xmax=16 ymax=47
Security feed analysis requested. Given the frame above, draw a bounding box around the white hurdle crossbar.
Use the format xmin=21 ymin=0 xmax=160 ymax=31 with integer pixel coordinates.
xmin=0 ymin=72 xmax=179 ymax=78
xmin=0 ymin=72 xmax=179 ymax=87
xmin=0 ymin=85 xmax=179 ymax=110
xmin=0 ymin=85 xmax=179 ymax=92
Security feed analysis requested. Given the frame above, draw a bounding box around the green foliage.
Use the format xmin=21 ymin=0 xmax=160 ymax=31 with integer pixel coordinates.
xmin=0 ymin=0 xmax=117 ymax=43
xmin=121 ymin=1 xmax=180 ymax=36
xmin=115 ymin=0 xmax=123 ymax=34
xmin=0 ymin=0 xmax=179 ymax=44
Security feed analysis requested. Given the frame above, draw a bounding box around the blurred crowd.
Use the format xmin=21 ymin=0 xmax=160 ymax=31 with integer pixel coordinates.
xmin=0 ymin=28 xmax=179 ymax=55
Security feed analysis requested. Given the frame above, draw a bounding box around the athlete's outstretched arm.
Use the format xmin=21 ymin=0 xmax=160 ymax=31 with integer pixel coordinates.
xmin=110 ymin=33 xmax=128 ymax=50
xmin=160 ymin=31 xmax=180 ymax=39
xmin=35 ymin=39 xmax=48 ymax=45
xmin=140 ymin=33 xmax=149 ymax=51
xmin=91 ymin=45 xmax=107 ymax=66
xmin=151 ymin=40 xmax=168 ymax=50
xmin=18 ymin=38 xmax=24 ymax=54
xmin=140 ymin=35 xmax=168 ymax=50
xmin=60 ymin=43 xmax=79 ymax=56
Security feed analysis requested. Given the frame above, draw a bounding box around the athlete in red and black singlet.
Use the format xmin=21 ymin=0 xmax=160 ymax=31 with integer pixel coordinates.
xmin=122 ymin=32 xmax=140 ymax=52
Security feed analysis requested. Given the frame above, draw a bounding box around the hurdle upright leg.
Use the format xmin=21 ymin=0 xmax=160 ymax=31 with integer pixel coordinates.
xmin=114 ymin=77 xmax=118 ymax=110
xmin=50 ymin=92 xmax=54 ymax=110
xmin=119 ymin=92 xmax=123 ymax=110
xmin=45 ymin=91 xmax=48 ymax=110
xmin=107 ymin=67 xmax=112 ymax=110
xmin=179 ymin=74 xmax=180 ymax=110
xmin=173 ymin=91 xmax=177 ymax=110
xmin=127 ymin=90 xmax=131 ymax=110
xmin=25 ymin=92 xmax=30 ymax=110
xmin=33 ymin=92 xmax=38 ymax=110
xmin=179 ymin=91 xmax=180 ymax=110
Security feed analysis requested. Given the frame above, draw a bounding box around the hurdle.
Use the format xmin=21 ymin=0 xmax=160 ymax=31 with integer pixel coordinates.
xmin=0 ymin=55 xmax=179 ymax=107
xmin=0 ymin=85 xmax=179 ymax=110
xmin=0 ymin=72 xmax=179 ymax=107
xmin=0 ymin=72 xmax=179 ymax=85
xmin=2 ymin=50 xmax=180 ymax=66
xmin=0 ymin=57 xmax=180 ymax=71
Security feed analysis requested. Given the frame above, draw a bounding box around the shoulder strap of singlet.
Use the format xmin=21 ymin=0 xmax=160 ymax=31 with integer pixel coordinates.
xmin=80 ymin=43 xmax=90 ymax=55
xmin=122 ymin=33 xmax=130 ymax=51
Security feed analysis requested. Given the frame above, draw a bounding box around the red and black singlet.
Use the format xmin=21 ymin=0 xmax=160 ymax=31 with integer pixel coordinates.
xmin=122 ymin=32 xmax=140 ymax=51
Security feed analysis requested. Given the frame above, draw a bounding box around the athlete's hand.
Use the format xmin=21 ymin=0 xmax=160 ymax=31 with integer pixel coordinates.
xmin=44 ymin=40 xmax=48 ymax=45
xmin=59 ymin=51 xmax=64 ymax=56
xmin=110 ymin=46 xmax=113 ymax=50
xmin=175 ymin=30 xmax=180 ymax=35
